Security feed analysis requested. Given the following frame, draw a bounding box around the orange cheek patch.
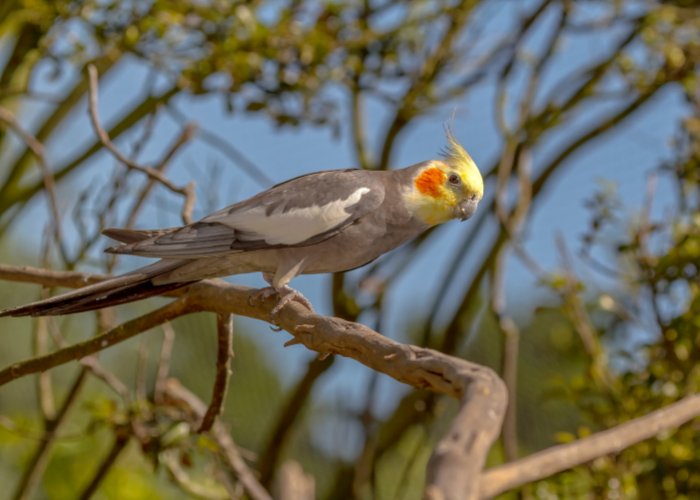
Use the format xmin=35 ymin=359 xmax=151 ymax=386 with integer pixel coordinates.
xmin=414 ymin=168 xmax=445 ymax=198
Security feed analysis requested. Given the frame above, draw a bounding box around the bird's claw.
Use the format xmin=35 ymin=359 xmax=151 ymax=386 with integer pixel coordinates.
xmin=249 ymin=286 xmax=278 ymax=306
xmin=251 ymin=285 xmax=314 ymax=324
xmin=269 ymin=287 xmax=315 ymax=324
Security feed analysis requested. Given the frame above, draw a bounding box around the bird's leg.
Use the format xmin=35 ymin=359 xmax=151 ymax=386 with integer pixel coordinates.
xmin=269 ymin=285 xmax=315 ymax=323
xmin=250 ymin=272 xmax=314 ymax=324
xmin=249 ymin=273 xmax=278 ymax=305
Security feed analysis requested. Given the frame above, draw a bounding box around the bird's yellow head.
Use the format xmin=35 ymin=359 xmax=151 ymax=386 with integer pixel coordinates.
xmin=404 ymin=128 xmax=483 ymax=226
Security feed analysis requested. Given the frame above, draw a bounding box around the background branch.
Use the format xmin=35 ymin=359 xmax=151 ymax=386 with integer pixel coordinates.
xmin=198 ymin=313 xmax=234 ymax=433
xmin=86 ymin=65 xmax=196 ymax=224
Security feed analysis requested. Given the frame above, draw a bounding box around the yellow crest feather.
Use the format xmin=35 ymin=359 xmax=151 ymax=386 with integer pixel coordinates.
xmin=440 ymin=125 xmax=483 ymax=198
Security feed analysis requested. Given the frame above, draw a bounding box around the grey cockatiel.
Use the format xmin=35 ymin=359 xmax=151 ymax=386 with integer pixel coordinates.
xmin=0 ymin=130 xmax=483 ymax=320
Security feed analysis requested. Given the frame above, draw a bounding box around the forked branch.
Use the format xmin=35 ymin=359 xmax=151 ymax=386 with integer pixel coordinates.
xmin=1 ymin=265 xmax=700 ymax=499
xmin=86 ymin=65 xmax=196 ymax=224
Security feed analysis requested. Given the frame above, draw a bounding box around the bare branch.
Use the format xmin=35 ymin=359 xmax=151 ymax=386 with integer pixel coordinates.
xmin=4 ymin=264 xmax=700 ymax=497
xmin=258 ymin=356 xmax=334 ymax=487
xmin=77 ymin=430 xmax=130 ymax=500
xmin=164 ymin=378 xmax=274 ymax=500
xmin=86 ymin=65 xmax=196 ymax=224
xmin=166 ymin=104 xmax=275 ymax=188
xmin=12 ymin=369 xmax=88 ymax=500
xmin=198 ymin=313 xmax=234 ymax=433
xmin=0 ymin=297 xmax=190 ymax=386
xmin=0 ymin=106 xmax=68 ymax=261
xmin=0 ymin=267 xmax=507 ymax=500
xmin=480 ymin=393 xmax=700 ymax=498
xmin=277 ymin=461 xmax=315 ymax=500
xmin=154 ymin=322 xmax=176 ymax=404
xmin=135 ymin=331 xmax=152 ymax=419
xmin=80 ymin=355 xmax=132 ymax=403
xmin=124 ymin=123 xmax=197 ymax=229
xmin=34 ymin=314 xmax=56 ymax=422
xmin=0 ymin=264 xmax=185 ymax=297
xmin=351 ymin=88 xmax=371 ymax=170
xmin=162 ymin=449 xmax=230 ymax=500
xmin=0 ymin=264 xmax=108 ymax=288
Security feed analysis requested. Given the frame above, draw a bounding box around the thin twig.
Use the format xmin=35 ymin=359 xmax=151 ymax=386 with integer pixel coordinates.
xmin=258 ymin=356 xmax=335 ymax=487
xmin=124 ymin=123 xmax=197 ymax=229
xmin=479 ymin=393 xmax=700 ymax=498
xmin=80 ymin=356 xmax=132 ymax=403
xmin=154 ymin=321 xmax=176 ymax=405
xmin=162 ymin=449 xmax=230 ymax=500
xmin=198 ymin=313 xmax=234 ymax=433
xmin=277 ymin=460 xmax=316 ymax=500
xmin=77 ymin=430 xmax=130 ymax=500
xmin=12 ymin=369 xmax=88 ymax=500
xmin=491 ymin=146 xmax=539 ymax=463
xmin=555 ymin=235 xmax=617 ymax=391
xmin=555 ymin=235 xmax=600 ymax=357
xmin=166 ymin=104 xmax=274 ymax=187
xmin=0 ymin=106 xmax=68 ymax=261
xmin=86 ymin=65 xmax=196 ymax=224
xmin=36 ymin=229 xmax=56 ymax=421
xmin=165 ymin=379 xmax=274 ymax=500
xmin=351 ymin=87 xmax=371 ymax=170
xmin=491 ymin=245 xmax=521 ymax=463
xmin=638 ymin=172 xmax=658 ymax=257
xmin=0 ymin=270 xmax=507 ymax=500
xmin=0 ymin=298 xmax=190 ymax=386
xmin=5 ymin=267 xmax=699 ymax=499
xmin=135 ymin=331 xmax=152 ymax=419
xmin=34 ymin=308 xmax=56 ymax=423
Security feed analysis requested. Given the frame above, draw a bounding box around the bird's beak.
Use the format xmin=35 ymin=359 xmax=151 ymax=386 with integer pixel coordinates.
xmin=455 ymin=198 xmax=479 ymax=222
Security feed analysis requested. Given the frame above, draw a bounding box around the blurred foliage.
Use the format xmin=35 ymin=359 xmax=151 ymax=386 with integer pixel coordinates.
xmin=528 ymin=111 xmax=700 ymax=499
xmin=5 ymin=0 xmax=700 ymax=499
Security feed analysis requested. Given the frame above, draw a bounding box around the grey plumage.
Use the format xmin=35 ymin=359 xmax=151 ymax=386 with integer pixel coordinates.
xmin=1 ymin=149 xmax=483 ymax=319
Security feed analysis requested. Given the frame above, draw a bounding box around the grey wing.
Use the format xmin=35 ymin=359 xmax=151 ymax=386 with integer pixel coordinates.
xmin=105 ymin=169 xmax=385 ymax=258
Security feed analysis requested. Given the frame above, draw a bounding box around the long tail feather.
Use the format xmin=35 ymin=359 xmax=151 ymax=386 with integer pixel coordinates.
xmin=103 ymin=227 xmax=178 ymax=244
xmin=0 ymin=260 xmax=192 ymax=317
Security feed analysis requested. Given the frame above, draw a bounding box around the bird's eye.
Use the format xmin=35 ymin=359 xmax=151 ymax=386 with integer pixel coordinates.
xmin=449 ymin=174 xmax=460 ymax=185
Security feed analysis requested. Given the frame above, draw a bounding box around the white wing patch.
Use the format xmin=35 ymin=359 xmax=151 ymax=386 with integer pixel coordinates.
xmin=207 ymin=187 xmax=371 ymax=245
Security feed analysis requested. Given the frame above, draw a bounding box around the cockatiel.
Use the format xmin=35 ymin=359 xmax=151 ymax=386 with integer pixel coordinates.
xmin=0 ymin=129 xmax=483 ymax=321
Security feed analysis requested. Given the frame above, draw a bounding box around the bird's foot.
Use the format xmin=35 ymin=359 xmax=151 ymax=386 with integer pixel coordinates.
xmin=249 ymin=286 xmax=278 ymax=306
xmin=270 ymin=286 xmax=315 ymax=323
xmin=250 ymin=285 xmax=315 ymax=324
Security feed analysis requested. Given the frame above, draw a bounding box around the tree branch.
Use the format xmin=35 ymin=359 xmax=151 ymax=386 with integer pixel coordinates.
xmin=154 ymin=321 xmax=176 ymax=405
xmin=77 ymin=430 xmax=130 ymax=500
xmin=124 ymin=123 xmax=197 ymax=229
xmin=277 ymin=461 xmax=315 ymax=500
xmin=479 ymin=393 xmax=700 ymax=498
xmin=198 ymin=313 xmax=234 ymax=433
xmin=12 ymin=369 xmax=88 ymax=500
xmin=86 ymin=65 xmax=196 ymax=224
xmin=164 ymin=378 xmax=274 ymax=500
xmin=0 ymin=266 xmax=507 ymax=500
xmin=258 ymin=355 xmax=334 ymax=487
xmin=6 ymin=266 xmax=699 ymax=499
xmin=0 ymin=106 xmax=68 ymax=261
xmin=0 ymin=297 xmax=190 ymax=386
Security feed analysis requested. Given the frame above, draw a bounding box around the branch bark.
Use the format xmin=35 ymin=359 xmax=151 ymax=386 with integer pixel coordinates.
xmin=0 ymin=297 xmax=190 ymax=386
xmin=86 ymin=65 xmax=196 ymax=224
xmin=4 ymin=265 xmax=700 ymax=499
xmin=77 ymin=430 xmax=130 ymax=500
xmin=12 ymin=369 xmax=88 ymax=500
xmin=258 ymin=355 xmax=335 ymax=487
xmin=479 ymin=393 xmax=700 ymax=498
xmin=198 ymin=313 xmax=234 ymax=433
xmin=164 ymin=378 xmax=274 ymax=500
xmin=0 ymin=266 xmax=507 ymax=500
